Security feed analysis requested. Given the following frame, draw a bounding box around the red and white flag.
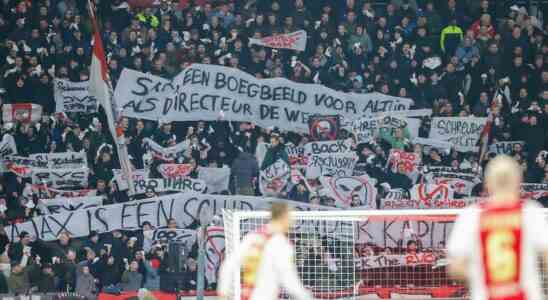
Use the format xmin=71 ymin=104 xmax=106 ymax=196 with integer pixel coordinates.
xmin=249 ymin=30 xmax=308 ymax=52
xmin=2 ymin=103 xmax=42 ymax=123
xmin=88 ymin=0 xmax=134 ymax=194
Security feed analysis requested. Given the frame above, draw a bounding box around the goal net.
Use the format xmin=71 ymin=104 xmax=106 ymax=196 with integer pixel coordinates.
xmin=222 ymin=209 xmax=548 ymax=299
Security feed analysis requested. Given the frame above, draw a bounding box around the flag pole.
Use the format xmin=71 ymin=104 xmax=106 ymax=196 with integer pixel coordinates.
xmin=88 ymin=0 xmax=135 ymax=195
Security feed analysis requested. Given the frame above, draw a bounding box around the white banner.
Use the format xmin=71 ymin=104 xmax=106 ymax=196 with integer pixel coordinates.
xmin=352 ymin=115 xmax=420 ymax=143
xmin=158 ymin=164 xmax=193 ymax=178
xmin=2 ymin=103 xmax=42 ymax=123
xmin=381 ymin=195 xmax=478 ymax=210
xmin=115 ymin=65 xmax=414 ymax=133
xmin=319 ymin=175 xmax=377 ymax=208
xmin=355 ymin=253 xmax=438 ymax=270
xmin=29 ymin=152 xmax=88 ymax=169
xmin=5 ymin=193 xmax=331 ymax=241
xmin=423 ymin=167 xmax=481 ymax=196
xmin=4 ymin=156 xmax=48 ymax=177
xmin=31 ymin=168 xmax=89 ymax=188
xmin=113 ymin=169 xmax=149 ymax=192
xmin=37 ymin=196 xmax=103 ymax=215
xmin=198 ymin=167 xmax=230 ymax=193
xmin=151 ymin=228 xmax=197 ymax=246
xmin=488 ymin=141 xmax=524 ymax=155
xmin=409 ymin=183 xmax=457 ymax=208
xmin=285 ymin=143 xmax=306 ymax=166
xmin=303 ymin=139 xmax=352 ymax=157
xmin=259 ymin=159 xmax=290 ymax=196
xmin=24 ymin=184 xmax=97 ymax=199
xmin=133 ymin=178 xmax=207 ymax=194
xmin=306 ymin=152 xmax=357 ymax=178
xmin=428 ymin=117 xmax=487 ymax=152
xmin=143 ymin=138 xmax=189 ymax=162
xmin=249 ymin=30 xmax=308 ymax=51
xmin=54 ymin=79 xmax=97 ymax=113
xmin=412 ymin=137 xmax=452 ymax=150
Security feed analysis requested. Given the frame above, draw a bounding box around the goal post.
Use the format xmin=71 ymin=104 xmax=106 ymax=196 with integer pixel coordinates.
xmin=222 ymin=209 xmax=548 ymax=299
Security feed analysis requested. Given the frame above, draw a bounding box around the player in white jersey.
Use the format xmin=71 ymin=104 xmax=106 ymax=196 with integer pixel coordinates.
xmin=448 ymin=155 xmax=548 ymax=300
xmin=218 ymin=203 xmax=313 ymax=300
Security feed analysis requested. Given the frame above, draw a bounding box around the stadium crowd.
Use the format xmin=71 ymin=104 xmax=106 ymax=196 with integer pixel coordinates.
xmin=0 ymin=0 xmax=546 ymax=298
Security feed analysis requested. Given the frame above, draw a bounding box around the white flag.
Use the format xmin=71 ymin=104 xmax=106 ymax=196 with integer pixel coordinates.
xmin=88 ymin=0 xmax=134 ymax=194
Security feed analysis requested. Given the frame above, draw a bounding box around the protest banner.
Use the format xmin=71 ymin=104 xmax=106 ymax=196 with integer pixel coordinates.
xmin=204 ymin=225 xmax=224 ymax=284
xmin=24 ymin=184 xmax=97 ymax=200
xmin=112 ymin=169 xmax=149 ymax=191
xmin=521 ymin=183 xmax=548 ymax=200
xmin=31 ymin=168 xmax=89 ymax=188
xmin=487 ymin=141 xmax=524 ymax=155
xmin=249 ymin=30 xmax=308 ymax=51
xmin=285 ymin=143 xmax=306 ymax=166
xmin=4 ymin=193 xmax=332 ymax=241
xmin=37 ymin=196 xmax=103 ymax=215
xmin=197 ymin=167 xmax=230 ymax=193
xmin=352 ymin=115 xmax=420 ymax=143
xmin=54 ymin=79 xmax=97 ymax=113
xmin=133 ymin=178 xmax=207 ymax=194
xmin=354 ymin=216 xmax=457 ymax=247
xmin=115 ymin=65 xmax=414 ymax=133
xmin=308 ymin=115 xmax=340 ymax=141
xmin=151 ymin=228 xmax=197 ymax=247
xmin=381 ymin=197 xmax=477 ymax=210
xmin=303 ymin=139 xmax=352 ymax=157
xmin=351 ymin=115 xmax=388 ymax=143
xmin=423 ymin=166 xmax=481 ymax=196
xmin=143 ymin=138 xmax=189 ymax=162
xmin=428 ymin=117 xmax=487 ymax=152
xmin=319 ymin=175 xmax=378 ymax=208
xmin=409 ymin=183 xmax=454 ymax=208
xmin=30 ymin=152 xmax=88 ymax=169
xmin=306 ymin=152 xmax=357 ymax=178
xmin=4 ymin=156 xmax=48 ymax=177
xmin=157 ymin=164 xmax=193 ymax=178
xmin=386 ymin=149 xmax=421 ymax=175
xmin=257 ymin=142 xmax=305 ymax=167
xmin=355 ymin=253 xmax=438 ymax=270
xmin=380 ymin=188 xmax=412 ymax=209
xmin=2 ymin=103 xmax=42 ymax=123
xmin=412 ymin=137 xmax=452 ymax=150
xmin=259 ymin=159 xmax=290 ymax=196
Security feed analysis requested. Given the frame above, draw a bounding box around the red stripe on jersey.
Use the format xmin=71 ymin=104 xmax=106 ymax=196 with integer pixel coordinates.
xmin=241 ymin=225 xmax=273 ymax=300
xmin=479 ymin=200 xmax=526 ymax=300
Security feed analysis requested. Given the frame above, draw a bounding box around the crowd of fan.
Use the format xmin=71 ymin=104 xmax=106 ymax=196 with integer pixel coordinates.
xmin=0 ymin=0 xmax=546 ymax=297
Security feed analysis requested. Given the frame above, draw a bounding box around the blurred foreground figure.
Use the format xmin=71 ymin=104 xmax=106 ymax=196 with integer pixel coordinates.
xmin=448 ymin=155 xmax=548 ymax=300
xmin=218 ymin=203 xmax=313 ymax=300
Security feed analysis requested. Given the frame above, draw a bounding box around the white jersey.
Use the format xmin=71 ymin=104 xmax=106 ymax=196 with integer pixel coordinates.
xmin=448 ymin=201 xmax=548 ymax=300
xmin=218 ymin=227 xmax=313 ymax=300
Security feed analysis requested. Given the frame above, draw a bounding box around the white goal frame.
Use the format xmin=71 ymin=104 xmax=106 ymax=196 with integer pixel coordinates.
xmin=223 ymin=209 xmax=472 ymax=300
xmin=223 ymin=208 xmax=548 ymax=299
